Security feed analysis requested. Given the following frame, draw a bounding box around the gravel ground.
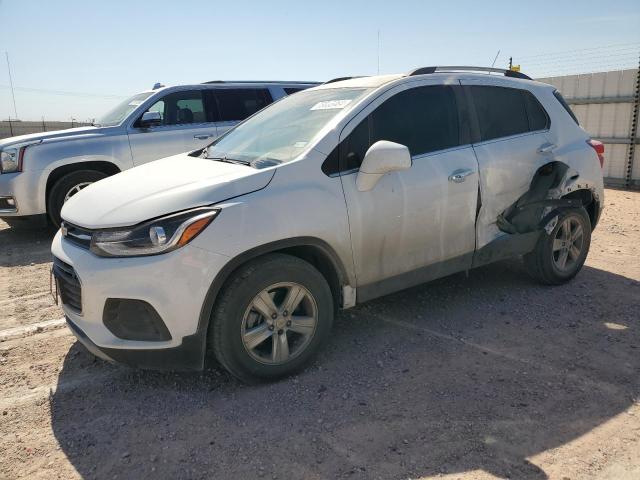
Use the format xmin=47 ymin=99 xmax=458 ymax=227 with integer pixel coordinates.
xmin=0 ymin=188 xmax=638 ymax=480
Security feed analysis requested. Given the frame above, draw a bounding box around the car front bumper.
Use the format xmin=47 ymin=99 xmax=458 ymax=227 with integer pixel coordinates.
xmin=51 ymin=230 xmax=230 ymax=370
xmin=0 ymin=170 xmax=46 ymax=217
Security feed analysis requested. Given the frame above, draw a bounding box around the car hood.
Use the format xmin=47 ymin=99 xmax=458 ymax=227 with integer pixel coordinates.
xmin=0 ymin=126 xmax=101 ymax=148
xmin=61 ymin=153 xmax=275 ymax=229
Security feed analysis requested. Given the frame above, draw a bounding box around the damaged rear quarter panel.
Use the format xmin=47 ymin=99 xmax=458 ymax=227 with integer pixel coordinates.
xmin=474 ymin=85 xmax=604 ymax=255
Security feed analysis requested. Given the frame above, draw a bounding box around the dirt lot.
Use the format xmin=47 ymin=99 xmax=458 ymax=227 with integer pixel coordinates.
xmin=0 ymin=188 xmax=638 ymax=480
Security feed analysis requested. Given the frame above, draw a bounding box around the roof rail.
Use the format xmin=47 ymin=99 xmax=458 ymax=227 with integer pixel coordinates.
xmin=408 ymin=66 xmax=531 ymax=80
xmin=201 ymin=80 xmax=320 ymax=85
xmin=323 ymin=76 xmax=366 ymax=85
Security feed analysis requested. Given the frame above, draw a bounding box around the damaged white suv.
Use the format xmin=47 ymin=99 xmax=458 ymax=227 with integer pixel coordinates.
xmin=51 ymin=66 xmax=604 ymax=382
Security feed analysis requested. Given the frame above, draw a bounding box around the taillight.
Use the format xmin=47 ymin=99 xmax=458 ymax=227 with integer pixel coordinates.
xmin=587 ymin=139 xmax=604 ymax=168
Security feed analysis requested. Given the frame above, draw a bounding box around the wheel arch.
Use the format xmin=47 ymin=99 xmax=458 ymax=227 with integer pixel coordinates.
xmin=561 ymin=188 xmax=600 ymax=230
xmin=197 ymin=237 xmax=350 ymax=344
xmin=45 ymin=161 xmax=121 ymax=211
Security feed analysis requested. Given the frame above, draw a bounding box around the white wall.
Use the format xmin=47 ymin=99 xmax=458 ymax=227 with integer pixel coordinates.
xmin=538 ymin=69 xmax=639 ymax=187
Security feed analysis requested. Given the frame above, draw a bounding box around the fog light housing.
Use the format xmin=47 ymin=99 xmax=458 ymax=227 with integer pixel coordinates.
xmin=103 ymin=298 xmax=172 ymax=341
xmin=0 ymin=196 xmax=17 ymax=211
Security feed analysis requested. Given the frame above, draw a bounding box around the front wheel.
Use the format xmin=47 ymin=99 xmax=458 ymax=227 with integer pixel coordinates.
xmin=209 ymin=253 xmax=334 ymax=383
xmin=47 ymin=170 xmax=107 ymax=227
xmin=524 ymin=207 xmax=592 ymax=285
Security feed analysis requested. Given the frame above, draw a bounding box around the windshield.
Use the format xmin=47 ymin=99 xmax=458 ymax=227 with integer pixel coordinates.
xmin=206 ymin=87 xmax=371 ymax=168
xmin=96 ymin=92 xmax=155 ymax=127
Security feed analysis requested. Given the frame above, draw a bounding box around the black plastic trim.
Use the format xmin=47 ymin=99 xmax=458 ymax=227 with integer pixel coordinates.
xmin=357 ymin=253 xmax=473 ymax=303
xmin=66 ymin=316 xmax=205 ymax=371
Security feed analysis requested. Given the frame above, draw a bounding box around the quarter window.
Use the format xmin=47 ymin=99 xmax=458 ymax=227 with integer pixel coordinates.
xmin=215 ymin=89 xmax=273 ymax=122
xmin=523 ymin=91 xmax=550 ymax=131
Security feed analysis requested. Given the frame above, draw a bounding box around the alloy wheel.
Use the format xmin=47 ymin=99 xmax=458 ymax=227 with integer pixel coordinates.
xmin=63 ymin=182 xmax=92 ymax=203
xmin=241 ymin=282 xmax=318 ymax=365
xmin=552 ymin=216 xmax=584 ymax=272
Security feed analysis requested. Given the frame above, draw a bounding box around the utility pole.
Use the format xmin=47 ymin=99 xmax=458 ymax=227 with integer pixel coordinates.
xmin=5 ymin=52 xmax=18 ymax=120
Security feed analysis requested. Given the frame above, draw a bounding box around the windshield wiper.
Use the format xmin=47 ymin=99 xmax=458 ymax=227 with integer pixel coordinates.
xmin=209 ymin=156 xmax=251 ymax=166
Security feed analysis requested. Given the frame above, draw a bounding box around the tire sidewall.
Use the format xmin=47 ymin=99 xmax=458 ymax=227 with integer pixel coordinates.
xmin=213 ymin=256 xmax=333 ymax=381
xmin=48 ymin=170 xmax=107 ymax=227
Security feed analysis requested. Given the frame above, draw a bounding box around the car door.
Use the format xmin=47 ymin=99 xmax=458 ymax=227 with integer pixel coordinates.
xmin=461 ymin=80 xmax=553 ymax=250
xmin=127 ymin=89 xmax=218 ymax=166
xmin=337 ymin=82 xmax=479 ymax=299
xmin=213 ymin=88 xmax=273 ymax=136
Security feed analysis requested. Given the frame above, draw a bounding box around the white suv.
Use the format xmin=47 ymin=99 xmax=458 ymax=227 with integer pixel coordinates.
xmin=0 ymin=80 xmax=317 ymax=226
xmin=51 ymin=67 xmax=604 ymax=382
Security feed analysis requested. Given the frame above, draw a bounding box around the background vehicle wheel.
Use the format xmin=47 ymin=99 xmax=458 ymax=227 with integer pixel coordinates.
xmin=210 ymin=253 xmax=334 ymax=383
xmin=524 ymin=207 xmax=592 ymax=285
xmin=47 ymin=170 xmax=107 ymax=227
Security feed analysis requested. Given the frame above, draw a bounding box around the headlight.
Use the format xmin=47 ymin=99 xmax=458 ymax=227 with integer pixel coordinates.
xmin=0 ymin=148 xmax=20 ymax=173
xmin=90 ymin=207 xmax=219 ymax=257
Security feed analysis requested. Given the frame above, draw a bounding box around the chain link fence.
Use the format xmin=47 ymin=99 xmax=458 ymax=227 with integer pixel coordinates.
xmin=0 ymin=120 xmax=92 ymax=140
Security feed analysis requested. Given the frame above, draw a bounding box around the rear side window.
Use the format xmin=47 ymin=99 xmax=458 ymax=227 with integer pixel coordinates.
xmin=523 ymin=91 xmax=550 ymax=131
xmin=337 ymin=85 xmax=460 ymax=172
xmin=470 ymin=86 xmax=529 ymax=141
xmin=284 ymin=87 xmax=304 ymax=95
xmin=215 ymin=89 xmax=273 ymax=122
xmin=553 ymin=90 xmax=579 ymax=125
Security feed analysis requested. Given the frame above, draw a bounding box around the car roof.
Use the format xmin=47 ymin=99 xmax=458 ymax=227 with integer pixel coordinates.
xmin=312 ymin=67 xmax=553 ymax=92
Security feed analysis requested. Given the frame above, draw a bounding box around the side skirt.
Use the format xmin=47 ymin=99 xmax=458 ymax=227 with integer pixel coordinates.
xmin=357 ymin=253 xmax=473 ymax=303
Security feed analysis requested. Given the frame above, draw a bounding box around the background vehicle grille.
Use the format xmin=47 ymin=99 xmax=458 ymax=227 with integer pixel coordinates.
xmin=52 ymin=256 xmax=82 ymax=313
xmin=62 ymin=222 xmax=92 ymax=250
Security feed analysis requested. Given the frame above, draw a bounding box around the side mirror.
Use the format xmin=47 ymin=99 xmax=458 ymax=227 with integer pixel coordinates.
xmin=139 ymin=111 xmax=162 ymax=129
xmin=356 ymin=140 xmax=411 ymax=192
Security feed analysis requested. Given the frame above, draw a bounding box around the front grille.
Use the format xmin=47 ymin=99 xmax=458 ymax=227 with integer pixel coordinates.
xmin=62 ymin=222 xmax=92 ymax=250
xmin=53 ymin=256 xmax=82 ymax=313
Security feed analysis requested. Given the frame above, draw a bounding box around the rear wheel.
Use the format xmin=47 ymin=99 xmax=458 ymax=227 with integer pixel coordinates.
xmin=209 ymin=253 xmax=334 ymax=383
xmin=524 ymin=207 xmax=591 ymax=285
xmin=47 ymin=170 xmax=107 ymax=227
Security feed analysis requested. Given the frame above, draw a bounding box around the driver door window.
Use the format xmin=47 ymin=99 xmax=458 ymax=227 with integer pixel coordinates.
xmin=141 ymin=91 xmax=207 ymax=126
xmin=128 ymin=90 xmax=217 ymax=166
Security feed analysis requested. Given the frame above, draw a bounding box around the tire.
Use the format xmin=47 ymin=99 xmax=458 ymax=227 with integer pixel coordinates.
xmin=210 ymin=253 xmax=334 ymax=383
xmin=524 ymin=207 xmax=591 ymax=285
xmin=47 ymin=170 xmax=107 ymax=227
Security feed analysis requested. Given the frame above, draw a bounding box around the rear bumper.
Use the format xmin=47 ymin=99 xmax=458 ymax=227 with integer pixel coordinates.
xmin=65 ymin=316 xmax=207 ymax=371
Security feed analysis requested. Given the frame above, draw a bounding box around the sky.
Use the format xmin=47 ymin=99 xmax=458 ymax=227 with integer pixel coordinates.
xmin=1 ymin=0 xmax=639 ymax=121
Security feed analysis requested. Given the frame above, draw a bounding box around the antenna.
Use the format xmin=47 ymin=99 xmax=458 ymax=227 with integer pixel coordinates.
xmin=491 ymin=49 xmax=501 ymax=68
xmin=5 ymin=51 xmax=18 ymax=120
xmin=377 ymin=29 xmax=381 ymax=75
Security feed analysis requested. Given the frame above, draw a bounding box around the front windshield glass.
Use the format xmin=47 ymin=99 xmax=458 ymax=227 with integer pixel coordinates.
xmin=206 ymin=87 xmax=371 ymax=168
xmin=96 ymin=92 xmax=155 ymax=127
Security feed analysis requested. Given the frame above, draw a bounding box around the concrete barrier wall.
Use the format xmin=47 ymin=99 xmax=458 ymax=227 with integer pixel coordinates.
xmin=538 ymin=68 xmax=640 ymax=188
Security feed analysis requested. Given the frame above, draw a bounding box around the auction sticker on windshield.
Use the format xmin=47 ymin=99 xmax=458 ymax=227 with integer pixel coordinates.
xmin=311 ymin=99 xmax=353 ymax=110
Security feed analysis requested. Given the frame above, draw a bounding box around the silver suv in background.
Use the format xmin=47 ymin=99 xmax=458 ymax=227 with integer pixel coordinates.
xmin=0 ymin=80 xmax=318 ymax=226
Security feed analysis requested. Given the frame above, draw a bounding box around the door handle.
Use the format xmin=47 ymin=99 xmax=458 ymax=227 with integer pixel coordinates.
xmin=194 ymin=134 xmax=213 ymax=140
xmin=448 ymin=169 xmax=475 ymax=183
xmin=537 ymin=142 xmax=557 ymax=154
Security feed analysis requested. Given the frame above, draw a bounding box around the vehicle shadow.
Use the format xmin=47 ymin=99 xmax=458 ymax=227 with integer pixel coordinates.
xmin=50 ymin=261 xmax=639 ymax=479
xmin=0 ymin=222 xmax=56 ymax=268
